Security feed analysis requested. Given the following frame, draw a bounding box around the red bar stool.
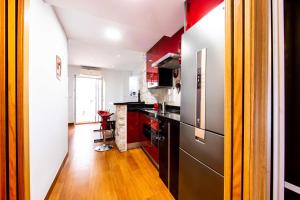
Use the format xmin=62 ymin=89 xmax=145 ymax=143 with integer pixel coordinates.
xmin=94 ymin=110 xmax=115 ymax=152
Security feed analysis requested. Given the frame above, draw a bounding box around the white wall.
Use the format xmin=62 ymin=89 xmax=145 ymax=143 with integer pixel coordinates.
xmin=102 ymin=69 xmax=137 ymax=111
xmin=68 ymin=65 xmax=137 ymax=123
xmin=29 ymin=0 xmax=68 ymax=199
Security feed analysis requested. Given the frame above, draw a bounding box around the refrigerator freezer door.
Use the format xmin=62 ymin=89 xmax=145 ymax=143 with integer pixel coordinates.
xmin=179 ymin=149 xmax=224 ymax=200
xmin=181 ymin=30 xmax=197 ymax=127
xmin=181 ymin=4 xmax=225 ymax=134
xmin=180 ymin=123 xmax=224 ymax=175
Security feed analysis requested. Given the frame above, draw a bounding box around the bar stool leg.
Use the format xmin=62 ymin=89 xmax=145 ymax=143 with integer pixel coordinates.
xmin=94 ymin=129 xmax=113 ymax=152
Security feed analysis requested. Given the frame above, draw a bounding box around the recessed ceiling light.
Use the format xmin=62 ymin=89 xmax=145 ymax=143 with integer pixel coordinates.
xmin=105 ymin=28 xmax=122 ymax=41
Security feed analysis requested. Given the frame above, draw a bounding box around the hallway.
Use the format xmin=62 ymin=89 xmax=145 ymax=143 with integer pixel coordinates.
xmin=47 ymin=124 xmax=173 ymax=200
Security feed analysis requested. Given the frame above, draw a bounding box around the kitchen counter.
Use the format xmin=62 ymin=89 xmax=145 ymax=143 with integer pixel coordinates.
xmin=113 ymin=102 xmax=180 ymax=121
xmin=113 ymin=101 xmax=180 ymax=121
xmin=139 ymin=108 xmax=180 ymax=122
xmin=113 ymin=102 xmax=153 ymax=111
xmin=113 ymin=102 xmax=144 ymax=105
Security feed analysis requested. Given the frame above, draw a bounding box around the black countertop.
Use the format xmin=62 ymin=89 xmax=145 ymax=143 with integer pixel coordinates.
xmin=113 ymin=102 xmax=146 ymax=105
xmin=114 ymin=102 xmax=180 ymax=122
xmin=139 ymin=108 xmax=180 ymax=122
xmin=114 ymin=102 xmax=153 ymax=111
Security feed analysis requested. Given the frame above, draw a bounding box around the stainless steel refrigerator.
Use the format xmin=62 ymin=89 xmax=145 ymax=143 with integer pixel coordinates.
xmin=179 ymin=3 xmax=225 ymax=200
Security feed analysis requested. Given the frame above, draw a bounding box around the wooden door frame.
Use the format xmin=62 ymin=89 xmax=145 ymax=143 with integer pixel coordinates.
xmin=224 ymin=0 xmax=271 ymax=199
xmin=17 ymin=0 xmax=30 ymax=198
xmin=0 ymin=0 xmax=7 ymax=198
xmin=1 ymin=0 xmax=30 ymax=199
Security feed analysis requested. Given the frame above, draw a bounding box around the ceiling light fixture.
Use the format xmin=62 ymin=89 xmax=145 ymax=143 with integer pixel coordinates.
xmin=105 ymin=28 xmax=122 ymax=41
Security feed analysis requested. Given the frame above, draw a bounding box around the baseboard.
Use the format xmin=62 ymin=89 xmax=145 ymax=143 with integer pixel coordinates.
xmin=44 ymin=152 xmax=69 ymax=199
xmin=127 ymin=142 xmax=141 ymax=150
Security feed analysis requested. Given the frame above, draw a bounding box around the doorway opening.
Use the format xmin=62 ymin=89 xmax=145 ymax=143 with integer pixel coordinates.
xmin=75 ymin=76 xmax=103 ymax=124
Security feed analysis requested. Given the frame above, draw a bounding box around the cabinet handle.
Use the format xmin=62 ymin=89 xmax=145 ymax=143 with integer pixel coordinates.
xmin=156 ymin=135 xmax=165 ymax=141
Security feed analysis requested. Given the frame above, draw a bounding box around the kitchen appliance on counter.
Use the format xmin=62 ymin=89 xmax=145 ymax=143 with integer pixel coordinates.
xmin=179 ymin=3 xmax=225 ymax=200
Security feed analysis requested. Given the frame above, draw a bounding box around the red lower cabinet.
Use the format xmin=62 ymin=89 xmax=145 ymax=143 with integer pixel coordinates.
xmin=139 ymin=113 xmax=159 ymax=166
xmin=150 ymin=145 xmax=159 ymax=163
xmin=142 ymin=141 xmax=159 ymax=164
xmin=127 ymin=112 xmax=140 ymax=143
xmin=127 ymin=111 xmax=160 ymax=166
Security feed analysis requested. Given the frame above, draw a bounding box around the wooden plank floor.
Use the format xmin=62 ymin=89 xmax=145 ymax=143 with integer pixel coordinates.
xmin=47 ymin=124 xmax=174 ymax=200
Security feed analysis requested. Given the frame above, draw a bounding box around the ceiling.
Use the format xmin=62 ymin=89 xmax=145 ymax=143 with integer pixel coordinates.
xmin=45 ymin=0 xmax=185 ymax=71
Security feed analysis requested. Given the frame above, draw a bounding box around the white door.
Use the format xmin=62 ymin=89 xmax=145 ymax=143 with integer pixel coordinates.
xmin=75 ymin=76 xmax=103 ymax=123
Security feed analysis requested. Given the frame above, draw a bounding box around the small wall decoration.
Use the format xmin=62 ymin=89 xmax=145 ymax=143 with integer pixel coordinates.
xmin=173 ymin=68 xmax=181 ymax=93
xmin=56 ymin=55 xmax=62 ymax=80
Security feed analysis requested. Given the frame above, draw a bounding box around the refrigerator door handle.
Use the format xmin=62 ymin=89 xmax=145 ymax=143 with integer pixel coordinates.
xmin=196 ymin=48 xmax=207 ymax=130
xmin=195 ymin=128 xmax=206 ymax=143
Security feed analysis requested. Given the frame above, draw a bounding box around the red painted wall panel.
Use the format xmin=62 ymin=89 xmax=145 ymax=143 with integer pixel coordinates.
xmin=185 ymin=0 xmax=224 ymax=30
xmin=146 ymin=28 xmax=184 ymax=82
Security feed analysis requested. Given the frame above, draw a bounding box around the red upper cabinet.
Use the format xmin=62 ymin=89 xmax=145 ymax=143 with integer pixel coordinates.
xmin=146 ymin=28 xmax=184 ymax=84
xmin=185 ymin=0 xmax=224 ymax=30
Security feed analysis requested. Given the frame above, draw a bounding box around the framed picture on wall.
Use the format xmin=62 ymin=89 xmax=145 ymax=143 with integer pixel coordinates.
xmin=56 ymin=55 xmax=62 ymax=80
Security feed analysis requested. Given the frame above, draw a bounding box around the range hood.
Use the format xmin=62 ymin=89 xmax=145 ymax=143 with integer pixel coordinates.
xmin=151 ymin=53 xmax=181 ymax=69
xmin=147 ymin=68 xmax=173 ymax=89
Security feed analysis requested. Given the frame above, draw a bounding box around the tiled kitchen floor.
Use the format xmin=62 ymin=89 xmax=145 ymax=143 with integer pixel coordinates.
xmin=47 ymin=124 xmax=173 ymax=200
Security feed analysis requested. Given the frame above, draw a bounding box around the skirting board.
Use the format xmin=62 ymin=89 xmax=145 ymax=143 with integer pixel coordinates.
xmin=127 ymin=142 xmax=141 ymax=150
xmin=44 ymin=152 xmax=69 ymax=199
